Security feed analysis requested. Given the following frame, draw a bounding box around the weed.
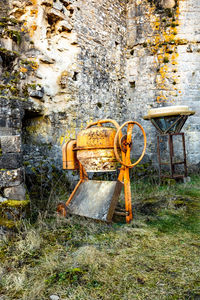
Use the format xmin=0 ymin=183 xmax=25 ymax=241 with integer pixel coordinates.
xmin=45 ymin=267 xmax=85 ymax=286
xmin=0 ymin=176 xmax=200 ymax=299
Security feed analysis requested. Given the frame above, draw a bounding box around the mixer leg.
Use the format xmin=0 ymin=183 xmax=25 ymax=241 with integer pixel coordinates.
xmin=117 ymin=167 xmax=132 ymax=223
xmin=66 ymin=179 xmax=83 ymax=206
xmin=66 ymin=163 xmax=88 ymax=207
xmin=124 ymin=167 xmax=132 ymax=223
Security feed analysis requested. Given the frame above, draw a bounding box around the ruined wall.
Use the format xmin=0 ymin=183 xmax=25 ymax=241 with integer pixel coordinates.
xmin=0 ymin=0 xmax=200 ymax=209
xmin=126 ymin=0 xmax=200 ymax=168
xmin=0 ymin=0 xmax=29 ymax=225
xmin=19 ymin=0 xmax=127 ymax=171
xmin=0 ymin=0 xmax=128 ymax=203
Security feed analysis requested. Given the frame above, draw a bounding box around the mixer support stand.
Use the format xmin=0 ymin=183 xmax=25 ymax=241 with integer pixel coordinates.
xmin=157 ymin=132 xmax=187 ymax=182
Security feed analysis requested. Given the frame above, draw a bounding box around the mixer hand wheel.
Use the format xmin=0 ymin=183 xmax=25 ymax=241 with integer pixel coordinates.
xmin=114 ymin=121 xmax=147 ymax=168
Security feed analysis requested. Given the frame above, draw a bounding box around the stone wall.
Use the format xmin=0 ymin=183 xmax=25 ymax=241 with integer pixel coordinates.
xmin=0 ymin=0 xmax=29 ymax=225
xmin=0 ymin=0 xmax=200 ymax=208
xmin=16 ymin=0 xmax=129 ymax=187
xmin=126 ymin=0 xmax=200 ymax=168
xmin=0 ymin=0 xmax=128 ymax=202
xmin=0 ymin=95 xmax=28 ymax=225
xmin=20 ymin=0 xmax=127 ymax=157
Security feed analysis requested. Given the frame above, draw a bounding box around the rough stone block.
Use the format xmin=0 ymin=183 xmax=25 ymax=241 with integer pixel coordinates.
xmin=39 ymin=54 xmax=55 ymax=64
xmin=0 ymin=118 xmax=6 ymax=127
xmin=41 ymin=0 xmax=53 ymax=6
xmin=0 ymin=168 xmax=24 ymax=187
xmin=0 ymin=153 xmax=22 ymax=169
xmin=56 ymin=20 xmax=72 ymax=32
xmin=28 ymin=85 xmax=44 ymax=99
xmin=47 ymin=8 xmax=66 ymax=21
xmin=4 ymin=183 xmax=26 ymax=200
xmin=53 ymin=1 xmax=63 ymax=11
xmin=0 ymin=127 xmax=13 ymax=136
xmin=1 ymin=135 xmax=21 ymax=153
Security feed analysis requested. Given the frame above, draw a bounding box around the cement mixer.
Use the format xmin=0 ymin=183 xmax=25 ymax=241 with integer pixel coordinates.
xmin=58 ymin=119 xmax=146 ymax=223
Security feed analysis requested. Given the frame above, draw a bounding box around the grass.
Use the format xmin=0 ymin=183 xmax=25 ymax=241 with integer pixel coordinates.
xmin=0 ymin=175 xmax=200 ymax=300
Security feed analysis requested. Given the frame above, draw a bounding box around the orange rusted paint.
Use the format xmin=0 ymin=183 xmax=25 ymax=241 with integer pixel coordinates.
xmin=76 ymin=126 xmax=118 ymax=172
xmin=115 ymin=121 xmax=146 ymax=223
xmin=124 ymin=124 xmax=134 ymax=223
xmin=65 ymin=163 xmax=88 ymax=207
xmin=59 ymin=119 xmax=147 ymax=224
xmin=86 ymin=119 xmax=120 ymax=130
xmin=66 ymin=179 xmax=83 ymax=206
xmin=57 ymin=202 xmax=67 ymax=217
xmin=114 ymin=121 xmax=147 ymax=168
xmin=62 ymin=140 xmax=79 ymax=170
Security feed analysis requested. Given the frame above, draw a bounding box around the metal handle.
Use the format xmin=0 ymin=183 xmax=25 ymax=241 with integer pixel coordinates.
xmin=86 ymin=119 xmax=120 ymax=130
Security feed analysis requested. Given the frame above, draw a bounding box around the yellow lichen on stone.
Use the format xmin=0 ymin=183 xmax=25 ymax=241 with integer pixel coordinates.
xmin=143 ymin=0 xmax=181 ymax=103
xmin=59 ymin=128 xmax=76 ymax=146
xmin=20 ymin=67 xmax=28 ymax=73
xmin=0 ymin=199 xmax=30 ymax=208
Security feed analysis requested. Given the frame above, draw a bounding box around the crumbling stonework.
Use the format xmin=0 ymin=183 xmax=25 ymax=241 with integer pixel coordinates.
xmin=126 ymin=0 xmax=200 ymax=166
xmin=0 ymin=0 xmax=200 ymax=209
xmin=0 ymin=96 xmax=28 ymax=226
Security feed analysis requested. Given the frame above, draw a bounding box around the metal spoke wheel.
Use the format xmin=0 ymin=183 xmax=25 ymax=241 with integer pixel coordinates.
xmin=114 ymin=121 xmax=147 ymax=168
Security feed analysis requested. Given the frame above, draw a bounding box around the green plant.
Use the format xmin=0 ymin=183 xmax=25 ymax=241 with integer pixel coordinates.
xmin=45 ymin=267 xmax=85 ymax=285
xmin=163 ymin=57 xmax=169 ymax=63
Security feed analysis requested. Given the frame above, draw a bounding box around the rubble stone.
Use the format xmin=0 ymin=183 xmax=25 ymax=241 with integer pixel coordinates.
xmin=0 ymin=153 xmax=22 ymax=169
xmin=1 ymin=136 xmax=21 ymax=153
xmin=28 ymin=86 xmax=45 ymax=99
xmin=4 ymin=184 xmax=27 ymax=200
xmin=0 ymin=168 xmax=24 ymax=188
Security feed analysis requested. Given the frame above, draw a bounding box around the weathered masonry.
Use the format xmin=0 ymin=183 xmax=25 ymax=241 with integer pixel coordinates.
xmin=0 ymin=0 xmax=200 ymax=207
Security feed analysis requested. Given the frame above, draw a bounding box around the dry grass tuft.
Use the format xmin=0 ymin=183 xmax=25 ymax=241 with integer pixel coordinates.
xmin=0 ymin=176 xmax=200 ymax=300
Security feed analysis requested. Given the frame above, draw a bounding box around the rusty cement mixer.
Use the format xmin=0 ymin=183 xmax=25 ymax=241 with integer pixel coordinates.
xmin=57 ymin=119 xmax=147 ymax=223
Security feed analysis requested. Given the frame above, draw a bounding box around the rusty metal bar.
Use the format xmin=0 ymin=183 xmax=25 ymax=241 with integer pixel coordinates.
xmin=164 ymin=115 xmax=182 ymax=133
xmin=157 ymin=135 xmax=161 ymax=184
xmin=168 ymin=134 xmax=174 ymax=177
xmin=182 ymin=133 xmax=188 ymax=177
xmin=86 ymin=119 xmax=120 ymax=131
xmin=176 ymin=115 xmax=188 ymax=133
xmin=151 ymin=119 xmax=163 ymax=134
xmin=66 ymin=163 xmax=88 ymax=206
xmin=66 ymin=179 xmax=83 ymax=206
xmin=125 ymin=123 xmax=134 ymax=223
xmin=157 ymin=132 xmax=188 ymax=181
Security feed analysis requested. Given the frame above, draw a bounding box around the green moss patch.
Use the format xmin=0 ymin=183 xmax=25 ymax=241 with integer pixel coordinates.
xmin=0 ymin=200 xmax=30 ymax=208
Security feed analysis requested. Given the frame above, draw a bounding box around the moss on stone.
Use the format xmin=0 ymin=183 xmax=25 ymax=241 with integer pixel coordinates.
xmin=3 ymin=29 xmax=22 ymax=45
xmin=20 ymin=60 xmax=39 ymax=69
xmin=0 ymin=47 xmax=19 ymax=57
xmin=0 ymin=217 xmax=18 ymax=228
xmin=0 ymin=17 xmax=20 ymax=25
xmin=0 ymin=200 xmax=29 ymax=208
